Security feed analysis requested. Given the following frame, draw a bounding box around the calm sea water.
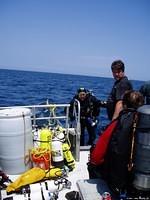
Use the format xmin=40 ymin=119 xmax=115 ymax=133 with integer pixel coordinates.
xmin=0 ymin=69 xmax=144 ymax=128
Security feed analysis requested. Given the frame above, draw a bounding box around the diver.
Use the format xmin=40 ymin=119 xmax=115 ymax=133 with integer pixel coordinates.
xmin=88 ymin=90 xmax=145 ymax=198
xmin=69 ymin=88 xmax=101 ymax=146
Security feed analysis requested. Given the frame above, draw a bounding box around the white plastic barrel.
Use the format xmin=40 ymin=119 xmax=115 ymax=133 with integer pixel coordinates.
xmin=0 ymin=107 xmax=33 ymax=174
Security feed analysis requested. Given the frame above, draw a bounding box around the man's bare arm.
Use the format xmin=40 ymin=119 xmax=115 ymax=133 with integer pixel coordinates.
xmin=112 ymin=100 xmax=123 ymax=120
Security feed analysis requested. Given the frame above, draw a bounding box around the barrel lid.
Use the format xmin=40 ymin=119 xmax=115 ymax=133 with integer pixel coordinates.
xmin=138 ymin=105 xmax=150 ymax=115
xmin=0 ymin=107 xmax=31 ymax=117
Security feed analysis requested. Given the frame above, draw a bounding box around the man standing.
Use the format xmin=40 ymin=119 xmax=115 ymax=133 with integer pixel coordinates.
xmin=69 ymin=88 xmax=100 ymax=146
xmin=107 ymin=60 xmax=133 ymax=120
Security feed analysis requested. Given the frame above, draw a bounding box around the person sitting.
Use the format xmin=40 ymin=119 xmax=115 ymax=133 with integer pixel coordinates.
xmin=69 ymin=88 xmax=101 ymax=146
xmin=88 ymin=90 xmax=144 ymax=195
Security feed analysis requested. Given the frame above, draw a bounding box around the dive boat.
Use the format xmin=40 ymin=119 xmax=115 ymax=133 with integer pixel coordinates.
xmin=0 ymin=102 xmax=150 ymax=200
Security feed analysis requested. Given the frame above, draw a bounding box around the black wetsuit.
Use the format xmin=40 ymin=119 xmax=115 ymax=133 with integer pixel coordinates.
xmin=69 ymin=94 xmax=100 ymax=146
xmin=107 ymin=76 xmax=133 ymax=120
xmin=88 ymin=109 xmax=137 ymax=194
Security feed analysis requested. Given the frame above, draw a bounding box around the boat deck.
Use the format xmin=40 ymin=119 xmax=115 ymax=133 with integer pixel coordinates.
xmin=58 ymin=149 xmax=90 ymax=199
xmin=0 ymin=104 xmax=112 ymax=200
xmin=1 ymin=149 xmax=90 ymax=200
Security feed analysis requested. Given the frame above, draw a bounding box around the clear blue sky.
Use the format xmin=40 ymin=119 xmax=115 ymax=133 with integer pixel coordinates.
xmin=0 ymin=0 xmax=149 ymax=81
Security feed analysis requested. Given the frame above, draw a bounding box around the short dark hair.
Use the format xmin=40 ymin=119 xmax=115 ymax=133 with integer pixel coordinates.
xmin=111 ymin=60 xmax=125 ymax=72
xmin=123 ymin=90 xmax=144 ymax=109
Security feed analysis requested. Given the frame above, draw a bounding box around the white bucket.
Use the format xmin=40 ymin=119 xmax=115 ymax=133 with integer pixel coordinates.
xmin=0 ymin=107 xmax=33 ymax=174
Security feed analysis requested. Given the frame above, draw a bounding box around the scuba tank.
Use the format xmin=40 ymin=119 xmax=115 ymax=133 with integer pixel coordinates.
xmin=7 ymin=180 xmax=59 ymax=200
xmin=6 ymin=167 xmax=63 ymax=194
xmin=24 ymin=180 xmax=59 ymax=193
xmin=51 ymin=138 xmax=64 ymax=168
xmin=133 ymin=105 xmax=150 ymax=191
xmin=40 ymin=128 xmax=52 ymax=149
xmin=7 ymin=175 xmax=71 ymax=200
xmin=62 ymin=143 xmax=75 ymax=171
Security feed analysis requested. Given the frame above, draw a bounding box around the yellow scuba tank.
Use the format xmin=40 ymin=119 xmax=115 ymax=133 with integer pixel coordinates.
xmin=62 ymin=143 xmax=75 ymax=171
xmin=40 ymin=128 xmax=52 ymax=149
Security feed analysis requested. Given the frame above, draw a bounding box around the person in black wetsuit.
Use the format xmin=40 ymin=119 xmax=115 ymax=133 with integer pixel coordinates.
xmin=107 ymin=60 xmax=133 ymax=121
xmin=69 ymin=88 xmax=100 ymax=146
xmin=88 ymin=90 xmax=144 ymax=196
xmin=139 ymin=81 xmax=150 ymax=104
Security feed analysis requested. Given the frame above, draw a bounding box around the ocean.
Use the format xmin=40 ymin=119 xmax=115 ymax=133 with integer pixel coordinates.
xmin=0 ymin=68 xmax=144 ymax=128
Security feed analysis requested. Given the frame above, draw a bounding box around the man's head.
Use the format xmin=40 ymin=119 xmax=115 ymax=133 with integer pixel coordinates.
xmin=77 ymin=88 xmax=87 ymax=101
xmin=111 ymin=60 xmax=125 ymax=80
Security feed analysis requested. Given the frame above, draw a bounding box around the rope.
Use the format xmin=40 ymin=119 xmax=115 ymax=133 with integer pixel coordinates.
xmin=31 ymin=147 xmax=51 ymax=170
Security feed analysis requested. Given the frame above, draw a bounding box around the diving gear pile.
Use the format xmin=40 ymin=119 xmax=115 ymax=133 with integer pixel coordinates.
xmin=0 ymin=119 xmax=76 ymax=200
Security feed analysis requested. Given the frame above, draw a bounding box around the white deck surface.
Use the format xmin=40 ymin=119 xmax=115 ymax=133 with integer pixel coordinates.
xmin=1 ymin=150 xmax=89 ymax=200
xmin=58 ymin=150 xmax=89 ymax=199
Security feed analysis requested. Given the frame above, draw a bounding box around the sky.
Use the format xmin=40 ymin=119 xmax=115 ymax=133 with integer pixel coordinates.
xmin=0 ymin=0 xmax=150 ymax=81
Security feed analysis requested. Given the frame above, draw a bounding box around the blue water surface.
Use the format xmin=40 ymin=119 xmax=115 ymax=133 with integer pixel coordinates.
xmin=0 ymin=69 xmax=144 ymax=136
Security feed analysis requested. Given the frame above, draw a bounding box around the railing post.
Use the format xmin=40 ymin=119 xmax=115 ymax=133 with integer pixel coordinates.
xmin=74 ymin=99 xmax=81 ymax=161
xmin=32 ymin=106 xmax=36 ymax=128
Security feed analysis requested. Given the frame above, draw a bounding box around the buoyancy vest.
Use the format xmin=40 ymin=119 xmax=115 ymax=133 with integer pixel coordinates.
xmin=90 ymin=119 xmax=118 ymax=165
xmin=89 ymin=109 xmax=136 ymax=166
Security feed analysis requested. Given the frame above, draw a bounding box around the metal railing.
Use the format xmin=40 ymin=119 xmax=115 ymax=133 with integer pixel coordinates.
xmin=0 ymin=100 xmax=81 ymax=161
